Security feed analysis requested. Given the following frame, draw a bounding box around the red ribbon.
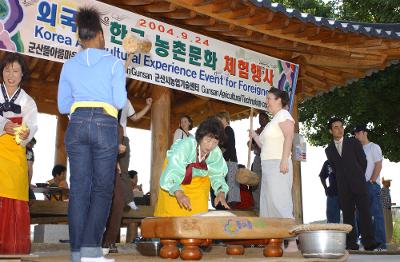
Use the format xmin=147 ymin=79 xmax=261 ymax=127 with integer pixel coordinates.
xmin=181 ymin=161 xmax=208 ymax=185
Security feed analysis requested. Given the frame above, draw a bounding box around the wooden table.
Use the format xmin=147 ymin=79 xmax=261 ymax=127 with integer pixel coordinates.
xmin=29 ymin=200 xmax=154 ymax=225
xmin=141 ymin=216 xmax=296 ymax=260
xmin=32 ymin=186 xmax=69 ymax=201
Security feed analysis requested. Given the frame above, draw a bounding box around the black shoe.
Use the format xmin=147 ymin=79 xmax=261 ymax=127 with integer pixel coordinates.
xmin=346 ymin=243 xmax=359 ymax=250
xmin=364 ymin=242 xmax=379 ymax=251
xmin=109 ymin=243 xmax=118 ymax=253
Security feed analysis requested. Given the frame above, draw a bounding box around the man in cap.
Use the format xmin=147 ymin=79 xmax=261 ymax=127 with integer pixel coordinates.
xmin=354 ymin=125 xmax=386 ymax=249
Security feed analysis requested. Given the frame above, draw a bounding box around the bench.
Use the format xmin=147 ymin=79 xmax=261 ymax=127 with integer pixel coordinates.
xmin=29 ymin=200 xmax=154 ymax=242
xmin=29 ymin=200 xmax=154 ymax=224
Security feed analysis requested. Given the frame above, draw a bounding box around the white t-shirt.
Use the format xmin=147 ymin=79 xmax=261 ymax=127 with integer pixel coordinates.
xmin=173 ymin=128 xmax=193 ymax=142
xmin=363 ymin=142 xmax=383 ymax=183
xmin=119 ymin=100 xmax=135 ymax=136
xmin=260 ymin=109 xmax=294 ymax=160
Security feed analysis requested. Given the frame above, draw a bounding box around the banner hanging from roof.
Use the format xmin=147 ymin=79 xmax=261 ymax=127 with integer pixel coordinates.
xmin=0 ymin=0 xmax=298 ymax=111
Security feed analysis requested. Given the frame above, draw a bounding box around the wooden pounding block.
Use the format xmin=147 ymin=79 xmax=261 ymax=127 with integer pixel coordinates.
xmin=141 ymin=216 xmax=296 ymax=239
xmin=142 ymin=217 xmax=296 ymax=260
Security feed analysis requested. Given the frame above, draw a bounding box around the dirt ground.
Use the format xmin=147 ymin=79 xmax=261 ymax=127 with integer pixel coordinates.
xmin=12 ymin=243 xmax=397 ymax=262
xmin=30 ymin=244 xmax=348 ymax=262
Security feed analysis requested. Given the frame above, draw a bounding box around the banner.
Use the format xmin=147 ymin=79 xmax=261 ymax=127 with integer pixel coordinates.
xmin=0 ymin=0 xmax=299 ymax=111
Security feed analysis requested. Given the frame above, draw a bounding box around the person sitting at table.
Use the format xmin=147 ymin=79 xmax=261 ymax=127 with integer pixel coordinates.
xmin=129 ymin=170 xmax=143 ymax=195
xmin=45 ymin=164 xmax=68 ymax=201
xmin=154 ymin=116 xmax=230 ymax=217
xmin=48 ymin=164 xmax=69 ymax=189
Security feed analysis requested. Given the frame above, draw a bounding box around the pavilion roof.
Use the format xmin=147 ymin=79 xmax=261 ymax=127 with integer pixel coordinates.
xmin=253 ymin=0 xmax=400 ymax=39
xmin=5 ymin=0 xmax=399 ymax=130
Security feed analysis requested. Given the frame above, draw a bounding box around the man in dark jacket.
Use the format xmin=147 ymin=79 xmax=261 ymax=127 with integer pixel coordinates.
xmin=325 ymin=117 xmax=377 ymax=251
xmin=319 ymin=160 xmax=340 ymax=223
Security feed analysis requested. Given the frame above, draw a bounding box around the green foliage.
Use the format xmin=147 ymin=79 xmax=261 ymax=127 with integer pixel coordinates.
xmin=394 ymin=217 xmax=400 ymax=245
xmin=299 ymin=64 xmax=400 ymax=162
xmin=273 ymin=0 xmax=336 ymax=17
xmin=339 ymin=0 xmax=400 ymax=23
xmin=272 ymin=0 xmax=400 ymax=162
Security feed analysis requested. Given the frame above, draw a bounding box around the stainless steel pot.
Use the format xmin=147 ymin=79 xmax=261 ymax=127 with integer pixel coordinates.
xmin=136 ymin=240 xmax=161 ymax=256
xmin=298 ymin=230 xmax=347 ymax=258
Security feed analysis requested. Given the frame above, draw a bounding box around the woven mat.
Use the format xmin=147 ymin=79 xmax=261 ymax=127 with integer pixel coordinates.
xmin=36 ymin=246 xmax=349 ymax=261
xmin=289 ymin=223 xmax=352 ymax=234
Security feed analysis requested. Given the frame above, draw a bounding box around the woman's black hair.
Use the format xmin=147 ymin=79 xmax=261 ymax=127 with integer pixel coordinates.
xmin=180 ymin=115 xmax=193 ymax=130
xmin=195 ymin=116 xmax=225 ymax=143
xmin=75 ymin=7 xmax=103 ymax=41
xmin=268 ymin=87 xmax=289 ymax=107
xmin=0 ymin=52 xmax=30 ymax=83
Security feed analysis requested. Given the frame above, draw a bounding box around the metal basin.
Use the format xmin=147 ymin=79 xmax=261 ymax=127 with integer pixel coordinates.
xmin=136 ymin=240 xmax=161 ymax=256
xmin=298 ymin=230 xmax=346 ymax=259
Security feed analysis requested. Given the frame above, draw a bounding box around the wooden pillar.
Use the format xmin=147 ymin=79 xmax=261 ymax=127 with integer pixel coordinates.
xmin=169 ymin=114 xmax=179 ymax=148
xmin=291 ymin=96 xmax=303 ymax=224
xmin=54 ymin=114 xmax=68 ymax=166
xmin=150 ymin=85 xmax=171 ymax=207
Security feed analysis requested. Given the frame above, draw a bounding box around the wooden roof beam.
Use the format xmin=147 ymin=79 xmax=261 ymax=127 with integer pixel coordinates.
xmin=104 ymin=0 xmax=155 ymax=5
xmin=232 ymin=41 xmax=293 ymax=61
xmin=206 ymin=22 xmax=235 ymax=32
xmin=172 ymin=97 xmax=208 ymax=114
xmin=184 ymin=16 xmax=215 ymax=26
xmin=166 ymin=0 xmax=384 ymax=53
xmin=279 ymin=22 xmax=305 ymax=34
xmin=218 ymin=6 xmax=254 ymax=20
xmin=258 ymin=16 xmax=290 ymax=30
xmin=235 ymin=12 xmax=274 ymax=26
xmin=305 ymin=70 xmax=345 ymax=87
xmin=306 ymin=29 xmax=336 ymax=41
xmin=221 ymin=29 xmax=252 ymax=37
xmin=188 ymin=0 xmax=215 ymax=6
xmin=292 ymin=25 xmax=320 ymax=38
xmin=298 ymin=75 xmax=328 ymax=89
xmin=327 ymin=67 xmax=365 ymax=78
xmin=207 ymin=0 xmax=236 ymax=13
xmin=303 ymin=65 xmax=346 ymax=84
xmin=235 ymin=32 xmax=264 ymax=42
xmin=144 ymin=2 xmax=176 ymax=12
xmin=163 ymin=9 xmax=196 ymax=19
xmin=302 ymin=54 xmax=384 ymax=69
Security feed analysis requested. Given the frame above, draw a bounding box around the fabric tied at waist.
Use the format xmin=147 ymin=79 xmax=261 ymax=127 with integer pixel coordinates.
xmin=182 ymin=161 xmax=208 ymax=185
xmin=70 ymin=101 xmax=118 ymax=118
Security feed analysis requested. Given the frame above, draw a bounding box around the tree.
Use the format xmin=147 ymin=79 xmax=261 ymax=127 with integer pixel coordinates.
xmin=272 ymin=0 xmax=336 ymax=17
xmin=273 ymin=0 xmax=400 ymax=162
xmin=299 ymin=64 xmax=400 ymax=162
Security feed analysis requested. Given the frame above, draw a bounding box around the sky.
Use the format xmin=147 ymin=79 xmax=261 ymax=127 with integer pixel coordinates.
xmin=32 ymin=113 xmax=399 ymax=223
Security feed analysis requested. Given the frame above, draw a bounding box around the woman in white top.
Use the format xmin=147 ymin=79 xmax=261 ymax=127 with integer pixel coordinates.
xmin=173 ymin=115 xmax=193 ymax=142
xmin=250 ymin=87 xmax=295 ymax=219
xmin=0 ymin=52 xmax=38 ymax=254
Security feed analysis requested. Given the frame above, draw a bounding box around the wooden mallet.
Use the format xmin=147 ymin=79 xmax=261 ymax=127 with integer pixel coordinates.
xmin=235 ymin=108 xmax=260 ymax=186
xmin=122 ymin=34 xmax=152 ymax=69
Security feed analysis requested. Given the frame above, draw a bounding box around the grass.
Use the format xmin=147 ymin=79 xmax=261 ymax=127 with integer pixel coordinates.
xmin=393 ymin=217 xmax=400 ymax=244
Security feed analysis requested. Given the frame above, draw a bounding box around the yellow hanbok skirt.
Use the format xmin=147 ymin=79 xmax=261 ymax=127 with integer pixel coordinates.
xmin=0 ymin=134 xmax=28 ymax=201
xmin=154 ymin=176 xmax=210 ymax=217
